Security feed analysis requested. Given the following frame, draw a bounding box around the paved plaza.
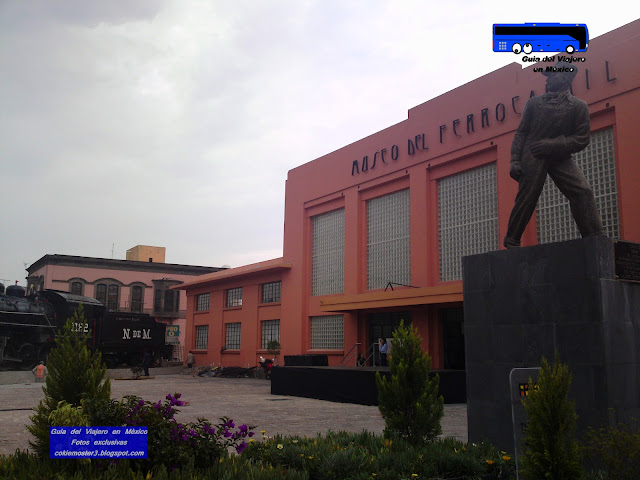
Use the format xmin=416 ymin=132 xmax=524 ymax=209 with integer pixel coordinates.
xmin=0 ymin=374 xmax=468 ymax=457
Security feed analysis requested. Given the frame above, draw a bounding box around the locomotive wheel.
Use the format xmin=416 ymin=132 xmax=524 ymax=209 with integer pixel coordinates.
xmin=19 ymin=344 xmax=38 ymax=371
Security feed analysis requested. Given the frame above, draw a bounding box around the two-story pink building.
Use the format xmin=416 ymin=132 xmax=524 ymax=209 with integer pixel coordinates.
xmin=26 ymin=246 xmax=223 ymax=360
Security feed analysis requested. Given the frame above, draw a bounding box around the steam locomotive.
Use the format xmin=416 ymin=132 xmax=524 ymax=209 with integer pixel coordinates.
xmin=0 ymin=283 xmax=168 ymax=370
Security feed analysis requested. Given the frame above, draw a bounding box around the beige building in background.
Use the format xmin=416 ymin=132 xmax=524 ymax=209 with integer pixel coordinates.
xmin=126 ymin=245 xmax=166 ymax=263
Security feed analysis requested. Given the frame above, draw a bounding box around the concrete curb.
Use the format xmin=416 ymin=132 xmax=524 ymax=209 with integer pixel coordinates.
xmin=0 ymin=366 xmax=186 ymax=385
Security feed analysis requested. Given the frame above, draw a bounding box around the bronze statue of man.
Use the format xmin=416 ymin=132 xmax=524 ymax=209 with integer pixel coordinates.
xmin=503 ymin=60 xmax=604 ymax=248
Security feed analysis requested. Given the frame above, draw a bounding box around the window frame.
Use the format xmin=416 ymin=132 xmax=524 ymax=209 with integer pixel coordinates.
xmin=195 ymin=293 xmax=210 ymax=312
xmin=130 ymin=285 xmax=144 ymax=313
xmin=70 ymin=281 xmax=83 ymax=296
xmin=261 ymin=319 xmax=280 ymax=349
xmin=226 ymin=287 xmax=243 ymax=308
xmin=261 ymin=281 xmax=281 ymax=304
xmin=225 ymin=322 xmax=241 ymax=350
xmin=195 ymin=325 xmax=209 ymax=350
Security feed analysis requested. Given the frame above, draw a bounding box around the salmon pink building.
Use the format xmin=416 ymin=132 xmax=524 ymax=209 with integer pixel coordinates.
xmin=26 ymin=247 xmax=222 ymax=360
xmin=179 ymin=20 xmax=640 ymax=370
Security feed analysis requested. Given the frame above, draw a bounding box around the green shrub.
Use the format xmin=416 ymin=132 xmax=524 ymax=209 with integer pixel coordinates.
xmin=27 ymin=305 xmax=111 ymax=458
xmin=520 ymin=353 xmax=582 ymax=480
xmin=0 ymin=450 xmax=309 ymax=480
xmin=375 ymin=320 xmax=444 ymax=444
xmin=119 ymin=393 xmax=255 ymax=470
xmin=243 ymin=430 xmax=510 ymax=480
xmin=583 ymin=414 xmax=640 ymax=480
xmin=48 ymin=401 xmax=90 ymax=428
xmin=82 ymin=397 xmax=127 ymax=427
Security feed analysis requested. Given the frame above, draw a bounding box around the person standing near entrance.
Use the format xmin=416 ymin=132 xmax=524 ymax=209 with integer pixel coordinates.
xmin=185 ymin=350 xmax=195 ymax=369
xmin=142 ymin=351 xmax=151 ymax=377
xmin=32 ymin=361 xmax=48 ymax=383
xmin=379 ymin=338 xmax=388 ymax=366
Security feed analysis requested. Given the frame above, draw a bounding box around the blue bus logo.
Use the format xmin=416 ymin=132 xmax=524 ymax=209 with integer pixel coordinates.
xmin=493 ymin=23 xmax=588 ymax=54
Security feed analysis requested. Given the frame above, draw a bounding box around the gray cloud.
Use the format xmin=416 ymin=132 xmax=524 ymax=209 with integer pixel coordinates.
xmin=0 ymin=0 xmax=637 ymax=283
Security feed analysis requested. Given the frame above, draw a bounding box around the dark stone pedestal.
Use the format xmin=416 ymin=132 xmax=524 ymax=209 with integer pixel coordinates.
xmin=463 ymin=236 xmax=640 ymax=453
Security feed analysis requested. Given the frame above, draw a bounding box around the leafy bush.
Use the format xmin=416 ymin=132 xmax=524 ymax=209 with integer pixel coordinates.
xmin=48 ymin=401 xmax=90 ymax=428
xmin=0 ymin=450 xmax=309 ymax=480
xmin=27 ymin=306 xmax=111 ymax=457
xmin=583 ymin=414 xmax=640 ymax=480
xmin=243 ymin=430 xmax=512 ymax=480
xmin=115 ymin=393 xmax=256 ymax=470
xmin=375 ymin=320 xmax=444 ymax=444
xmin=520 ymin=353 xmax=582 ymax=480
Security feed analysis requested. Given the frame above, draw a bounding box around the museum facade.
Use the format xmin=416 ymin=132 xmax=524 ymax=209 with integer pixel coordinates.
xmin=177 ymin=19 xmax=640 ymax=369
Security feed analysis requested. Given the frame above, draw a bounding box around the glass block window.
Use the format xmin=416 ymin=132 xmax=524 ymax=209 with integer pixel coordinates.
xmin=196 ymin=293 xmax=210 ymax=312
xmin=310 ymin=315 xmax=344 ymax=350
xmin=438 ymin=163 xmax=498 ymax=282
xmin=225 ymin=323 xmax=241 ymax=349
xmin=537 ymin=127 xmax=620 ymax=243
xmin=261 ymin=281 xmax=281 ymax=303
xmin=195 ymin=325 xmax=209 ymax=350
xmin=367 ymin=189 xmax=410 ymax=290
xmin=312 ymin=209 xmax=345 ymax=296
xmin=70 ymin=281 xmax=83 ymax=296
xmin=226 ymin=288 xmax=242 ymax=308
xmin=261 ymin=320 xmax=280 ymax=349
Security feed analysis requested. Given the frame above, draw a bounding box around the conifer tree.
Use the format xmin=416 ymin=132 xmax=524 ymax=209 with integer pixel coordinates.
xmin=375 ymin=320 xmax=444 ymax=444
xmin=28 ymin=304 xmax=111 ymax=457
xmin=521 ymin=353 xmax=582 ymax=480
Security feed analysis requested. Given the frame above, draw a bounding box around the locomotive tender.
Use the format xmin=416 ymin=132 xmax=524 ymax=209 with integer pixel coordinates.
xmin=0 ymin=284 xmax=167 ymax=370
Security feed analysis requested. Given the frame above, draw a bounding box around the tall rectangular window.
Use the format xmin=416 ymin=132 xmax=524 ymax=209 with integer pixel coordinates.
xmin=226 ymin=288 xmax=242 ymax=308
xmin=107 ymin=285 xmax=119 ymax=311
xmin=537 ymin=127 xmax=620 ymax=243
xmin=438 ymin=163 xmax=498 ymax=282
xmin=312 ymin=209 xmax=345 ymax=296
xmin=261 ymin=282 xmax=281 ymax=303
xmin=367 ymin=189 xmax=410 ymax=290
xmin=310 ymin=315 xmax=344 ymax=350
xmin=131 ymin=286 xmax=143 ymax=313
xmin=195 ymin=325 xmax=209 ymax=350
xmin=154 ymin=290 xmax=162 ymax=311
xmin=196 ymin=293 xmax=210 ymax=312
xmin=70 ymin=281 xmax=83 ymax=296
xmin=95 ymin=284 xmax=107 ymax=304
xmin=261 ymin=320 xmax=280 ymax=349
xmin=225 ymin=323 xmax=241 ymax=349
xmin=164 ymin=290 xmax=175 ymax=313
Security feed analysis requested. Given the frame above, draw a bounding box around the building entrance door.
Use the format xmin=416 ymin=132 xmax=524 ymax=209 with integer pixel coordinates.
xmin=368 ymin=311 xmax=411 ymax=365
xmin=442 ymin=307 xmax=465 ymax=370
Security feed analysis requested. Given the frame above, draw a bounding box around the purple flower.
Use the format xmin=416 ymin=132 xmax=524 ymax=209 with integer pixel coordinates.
xmin=236 ymin=442 xmax=248 ymax=454
xmin=248 ymin=431 xmax=254 ymax=437
xmin=223 ymin=419 xmax=235 ymax=429
xmin=224 ymin=429 xmax=232 ymax=438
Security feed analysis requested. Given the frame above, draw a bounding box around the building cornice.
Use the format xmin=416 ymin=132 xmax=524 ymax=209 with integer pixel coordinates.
xmin=27 ymin=254 xmax=223 ymax=277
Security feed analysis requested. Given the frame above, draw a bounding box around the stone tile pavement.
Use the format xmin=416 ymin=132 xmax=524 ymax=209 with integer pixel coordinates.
xmin=0 ymin=375 xmax=467 ymax=457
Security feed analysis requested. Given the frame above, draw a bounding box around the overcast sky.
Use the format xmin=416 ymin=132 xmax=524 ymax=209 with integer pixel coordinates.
xmin=1 ymin=1 xmax=637 ymax=286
